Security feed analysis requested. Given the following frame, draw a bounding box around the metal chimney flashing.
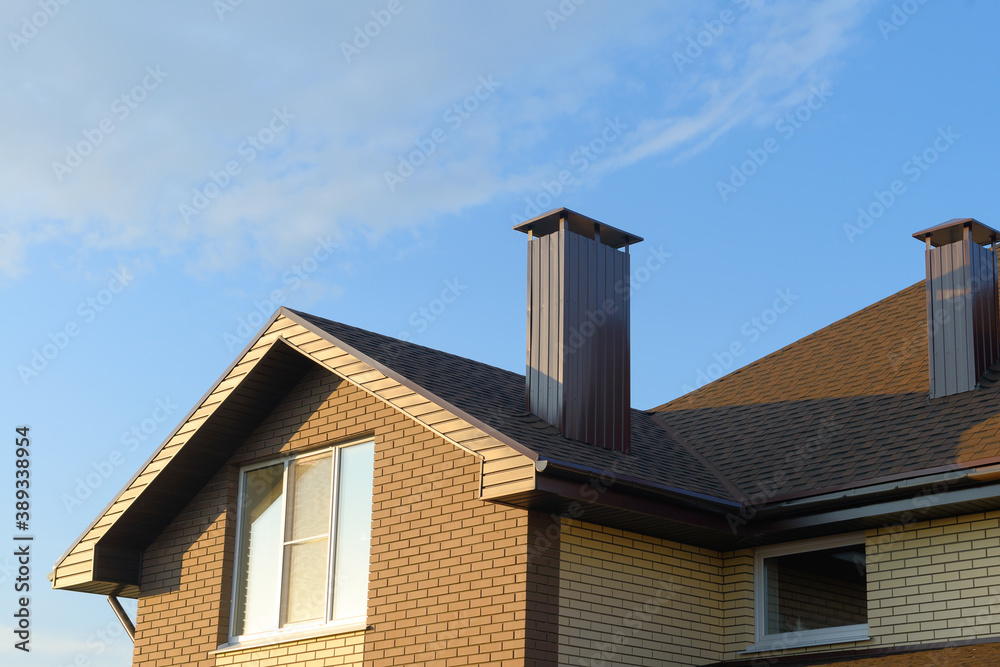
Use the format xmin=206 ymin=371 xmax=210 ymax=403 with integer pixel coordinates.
xmin=518 ymin=208 xmax=640 ymax=453
xmin=514 ymin=207 xmax=643 ymax=250
xmin=913 ymin=218 xmax=1000 ymax=399
xmin=913 ymin=218 xmax=1000 ymax=248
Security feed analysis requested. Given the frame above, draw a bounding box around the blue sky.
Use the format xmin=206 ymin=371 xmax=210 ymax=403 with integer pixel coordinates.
xmin=2 ymin=0 xmax=998 ymax=664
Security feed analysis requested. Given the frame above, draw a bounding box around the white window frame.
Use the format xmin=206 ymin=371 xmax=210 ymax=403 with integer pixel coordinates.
xmin=227 ymin=439 xmax=374 ymax=645
xmin=749 ymin=532 xmax=869 ymax=653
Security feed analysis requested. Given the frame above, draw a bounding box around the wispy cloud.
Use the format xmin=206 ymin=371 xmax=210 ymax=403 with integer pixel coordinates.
xmin=0 ymin=0 xmax=873 ymax=281
xmin=603 ymin=0 xmax=873 ymax=172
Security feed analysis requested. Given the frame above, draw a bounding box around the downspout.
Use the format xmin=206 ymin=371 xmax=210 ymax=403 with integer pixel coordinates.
xmin=107 ymin=596 xmax=135 ymax=643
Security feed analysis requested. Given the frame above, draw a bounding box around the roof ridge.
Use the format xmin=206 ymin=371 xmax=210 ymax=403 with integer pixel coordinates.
xmin=652 ymin=276 xmax=926 ymax=411
xmin=649 ymin=411 xmax=747 ymax=503
xmin=287 ymin=308 xmax=524 ymax=381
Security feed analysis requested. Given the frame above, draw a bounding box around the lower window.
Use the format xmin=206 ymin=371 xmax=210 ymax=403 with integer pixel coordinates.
xmin=230 ymin=440 xmax=375 ymax=640
xmin=753 ymin=533 xmax=868 ymax=650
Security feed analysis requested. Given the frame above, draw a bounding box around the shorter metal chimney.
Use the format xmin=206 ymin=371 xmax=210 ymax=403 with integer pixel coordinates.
xmin=913 ymin=218 xmax=1000 ymax=398
xmin=515 ymin=208 xmax=642 ymax=453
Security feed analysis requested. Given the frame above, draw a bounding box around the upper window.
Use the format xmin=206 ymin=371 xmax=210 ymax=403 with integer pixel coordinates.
xmin=753 ymin=533 xmax=868 ymax=651
xmin=230 ymin=440 xmax=375 ymax=641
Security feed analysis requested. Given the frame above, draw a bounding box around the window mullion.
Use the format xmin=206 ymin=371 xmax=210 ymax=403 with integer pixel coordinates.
xmin=275 ymin=459 xmax=291 ymax=629
xmin=326 ymin=448 xmax=340 ymax=623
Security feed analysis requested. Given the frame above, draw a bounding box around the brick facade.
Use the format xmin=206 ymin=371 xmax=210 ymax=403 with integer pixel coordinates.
xmin=867 ymin=512 xmax=1000 ymax=646
xmin=557 ymin=518 xmax=726 ymax=666
xmin=128 ymin=364 xmax=1000 ymax=667
xmin=133 ymin=367 xmax=532 ymax=666
xmin=556 ymin=515 xmax=1000 ymax=665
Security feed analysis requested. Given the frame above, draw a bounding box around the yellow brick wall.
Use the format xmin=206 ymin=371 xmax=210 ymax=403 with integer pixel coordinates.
xmin=559 ymin=513 xmax=1000 ymax=665
xmin=132 ymin=367 xmax=533 ymax=667
xmin=557 ymin=518 xmax=726 ymax=667
xmin=721 ymin=512 xmax=1000 ymax=662
xmin=721 ymin=550 xmax=754 ymax=656
xmin=126 ymin=361 xmax=1000 ymax=666
xmin=867 ymin=511 xmax=1000 ymax=646
xmin=363 ymin=394 xmax=532 ymax=666
xmin=214 ymin=632 xmax=365 ymax=666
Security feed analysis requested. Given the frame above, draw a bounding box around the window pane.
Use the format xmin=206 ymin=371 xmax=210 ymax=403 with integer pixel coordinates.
xmin=331 ymin=442 xmax=375 ymax=620
xmin=234 ymin=464 xmax=284 ymax=636
xmin=765 ymin=545 xmax=867 ymax=635
xmin=283 ymin=539 xmax=330 ymax=625
xmin=288 ymin=454 xmax=332 ymax=542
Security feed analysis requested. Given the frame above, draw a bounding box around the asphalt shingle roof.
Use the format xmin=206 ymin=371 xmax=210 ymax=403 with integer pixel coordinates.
xmin=654 ymin=279 xmax=1000 ymax=498
xmin=292 ymin=310 xmax=737 ymax=502
xmin=292 ymin=273 xmax=1000 ymax=506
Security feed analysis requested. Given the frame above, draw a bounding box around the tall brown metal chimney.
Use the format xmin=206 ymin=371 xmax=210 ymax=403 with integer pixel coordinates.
xmin=514 ymin=208 xmax=642 ymax=453
xmin=912 ymin=218 xmax=1000 ymax=399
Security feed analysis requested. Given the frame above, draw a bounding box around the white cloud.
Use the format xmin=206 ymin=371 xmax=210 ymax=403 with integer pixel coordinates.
xmin=0 ymin=0 xmax=873 ymax=280
xmin=603 ymin=0 xmax=874 ymax=172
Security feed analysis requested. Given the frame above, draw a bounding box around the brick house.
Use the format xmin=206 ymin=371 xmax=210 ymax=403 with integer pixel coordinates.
xmin=51 ymin=210 xmax=1000 ymax=666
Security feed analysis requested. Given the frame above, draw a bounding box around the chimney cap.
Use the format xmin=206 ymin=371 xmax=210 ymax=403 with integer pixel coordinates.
xmin=514 ymin=207 xmax=643 ymax=249
xmin=912 ymin=218 xmax=1000 ymax=247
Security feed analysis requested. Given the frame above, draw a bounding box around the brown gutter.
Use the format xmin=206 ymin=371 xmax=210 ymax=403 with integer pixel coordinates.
xmin=705 ymin=635 xmax=1000 ymax=667
xmin=533 ymin=473 xmax=738 ymax=534
xmin=107 ymin=596 xmax=135 ymax=642
xmin=535 ymin=457 xmax=742 ymax=511
xmin=763 ymin=453 xmax=1000 ymax=505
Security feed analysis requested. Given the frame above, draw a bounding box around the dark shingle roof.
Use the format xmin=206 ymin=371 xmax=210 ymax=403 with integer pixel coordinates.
xmin=654 ymin=279 xmax=1000 ymax=498
xmin=292 ymin=272 xmax=1000 ymax=507
xmin=290 ymin=310 xmax=738 ymax=503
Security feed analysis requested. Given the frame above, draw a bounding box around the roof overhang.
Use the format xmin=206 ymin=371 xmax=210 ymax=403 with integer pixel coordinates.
xmin=513 ymin=207 xmax=643 ymax=249
xmin=52 ymin=309 xmax=543 ymax=596
xmin=912 ymin=217 xmax=1000 ymax=247
xmin=493 ymin=457 xmax=1000 ymax=551
xmin=53 ymin=336 xmax=319 ymax=595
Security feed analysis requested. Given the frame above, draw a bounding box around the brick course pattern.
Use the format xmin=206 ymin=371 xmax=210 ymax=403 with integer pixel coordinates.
xmin=557 ymin=518 xmax=726 ymax=666
xmin=867 ymin=512 xmax=1000 ymax=646
xmin=214 ymin=632 xmax=366 ymax=666
xmin=725 ymin=513 xmax=1000 ymax=663
xmin=132 ymin=368 xmax=532 ymax=666
xmin=559 ymin=513 xmax=1000 ymax=665
xmin=127 ymin=364 xmax=1000 ymax=666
